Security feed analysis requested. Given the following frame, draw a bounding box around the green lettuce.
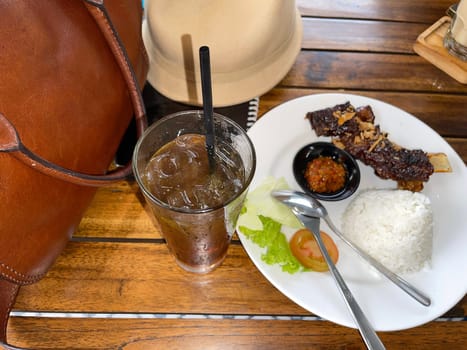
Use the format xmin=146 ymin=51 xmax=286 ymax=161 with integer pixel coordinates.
xmin=238 ymin=177 xmax=305 ymax=274
xmin=239 ymin=215 xmax=303 ymax=274
xmin=237 ymin=176 xmax=302 ymax=230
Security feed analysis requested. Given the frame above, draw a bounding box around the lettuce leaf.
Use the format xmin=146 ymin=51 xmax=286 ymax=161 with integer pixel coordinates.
xmin=237 ymin=176 xmax=302 ymax=230
xmin=237 ymin=177 xmax=307 ymax=274
xmin=239 ymin=215 xmax=303 ymax=274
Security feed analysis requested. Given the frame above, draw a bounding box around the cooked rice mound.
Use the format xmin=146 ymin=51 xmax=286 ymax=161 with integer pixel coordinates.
xmin=342 ymin=189 xmax=433 ymax=274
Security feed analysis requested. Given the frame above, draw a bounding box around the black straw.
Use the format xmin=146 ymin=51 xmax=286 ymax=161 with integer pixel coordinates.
xmin=199 ymin=46 xmax=216 ymax=173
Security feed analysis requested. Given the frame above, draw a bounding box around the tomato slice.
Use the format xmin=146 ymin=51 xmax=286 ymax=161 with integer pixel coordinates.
xmin=289 ymin=229 xmax=339 ymax=272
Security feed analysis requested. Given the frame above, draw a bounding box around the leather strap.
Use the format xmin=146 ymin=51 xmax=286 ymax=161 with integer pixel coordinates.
xmin=83 ymin=0 xmax=147 ymax=136
xmin=0 ymin=280 xmax=22 ymax=349
xmin=0 ymin=0 xmax=147 ymax=187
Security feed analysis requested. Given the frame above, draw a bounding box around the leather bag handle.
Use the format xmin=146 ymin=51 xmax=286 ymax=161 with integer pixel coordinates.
xmin=0 ymin=0 xmax=147 ymax=187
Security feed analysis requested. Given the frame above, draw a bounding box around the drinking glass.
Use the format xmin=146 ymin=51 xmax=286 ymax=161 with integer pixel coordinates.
xmin=133 ymin=110 xmax=256 ymax=273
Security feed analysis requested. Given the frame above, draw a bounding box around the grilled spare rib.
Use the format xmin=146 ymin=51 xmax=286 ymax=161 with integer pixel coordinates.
xmin=306 ymin=101 xmax=444 ymax=191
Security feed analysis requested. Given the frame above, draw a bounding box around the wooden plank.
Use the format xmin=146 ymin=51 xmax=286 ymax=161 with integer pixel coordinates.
xmin=282 ymin=51 xmax=467 ymax=94
xmin=302 ymin=18 xmax=428 ymax=54
xmin=14 ymin=242 xmax=467 ymax=318
xmin=73 ymin=181 xmax=243 ymax=241
xmin=14 ymin=242 xmax=309 ymax=315
xmin=7 ymin=317 xmax=467 ymax=350
xmin=74 ymin=181 xmax=160 ymax=239
xmin=297 ymin=0 xmax=453 ymax=24
xmin=446 ymin=138 xmax=467 ymax=164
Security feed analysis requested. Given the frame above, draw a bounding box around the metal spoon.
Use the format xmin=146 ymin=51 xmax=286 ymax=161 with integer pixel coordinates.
xmin=272 ymin=190 xmax=431 ymax=307
xmin=275 ymin=202 xmax=385 ymax=350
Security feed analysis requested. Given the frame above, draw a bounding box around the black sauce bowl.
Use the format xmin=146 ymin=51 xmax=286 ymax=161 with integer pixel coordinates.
xmin=293 ymin=142 xmax=360 ymax=201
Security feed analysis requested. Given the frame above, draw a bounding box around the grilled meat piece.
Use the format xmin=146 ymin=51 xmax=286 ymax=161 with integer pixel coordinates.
xmin=309 ymin=102 xmax=376 ymax=138
xmin=306 ymin=102 xmax=434 ymax=188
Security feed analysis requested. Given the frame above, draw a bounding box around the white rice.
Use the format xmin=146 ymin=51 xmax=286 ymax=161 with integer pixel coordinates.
xmin=341 ymin=189 xmax=433 ymax=274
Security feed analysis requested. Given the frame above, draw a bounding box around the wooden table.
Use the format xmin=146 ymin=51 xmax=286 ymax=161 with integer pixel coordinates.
xmin=7 ymin=1 xmax=467 ymax=349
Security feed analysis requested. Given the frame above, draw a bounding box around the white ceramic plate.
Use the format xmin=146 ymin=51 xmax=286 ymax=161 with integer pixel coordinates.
xmin=238 ymin=93 xmax=467 ymax=331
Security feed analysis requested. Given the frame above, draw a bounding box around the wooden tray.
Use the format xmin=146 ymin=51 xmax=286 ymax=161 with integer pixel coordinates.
xmin=413 ymin=16 xmax=467 ymax=84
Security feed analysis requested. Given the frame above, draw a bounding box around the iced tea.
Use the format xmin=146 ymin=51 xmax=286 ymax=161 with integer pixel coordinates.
xmin=133 ymin=110 xmax=255 ymax=273
xmin=143 ymin=133 xmax=246 ymax=271
xmin=143 ymin=134 xmax=244 ymax=210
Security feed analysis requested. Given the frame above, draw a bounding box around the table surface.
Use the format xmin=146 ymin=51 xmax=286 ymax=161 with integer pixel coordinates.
xmin=8 ymin=1 xmax=467 ymax=349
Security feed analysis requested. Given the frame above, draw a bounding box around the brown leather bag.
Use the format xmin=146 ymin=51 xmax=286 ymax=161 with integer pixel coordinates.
xmin=0 ymin=1 xmax=148 ymax=348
